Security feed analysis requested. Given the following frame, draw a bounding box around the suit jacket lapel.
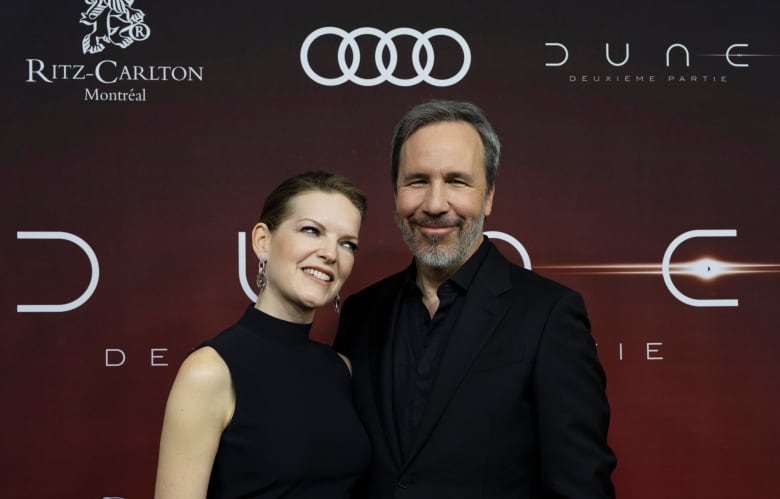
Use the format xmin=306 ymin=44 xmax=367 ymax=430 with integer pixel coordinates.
xmin=368 ymin=273 xmax=406 ymax=469
xmin=403 ymin=245 xmax=512 ymax=466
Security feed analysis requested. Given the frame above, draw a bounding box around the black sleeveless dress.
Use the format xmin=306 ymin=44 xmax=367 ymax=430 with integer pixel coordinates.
xmin=198 ymin=305 xmax=371 ymax=499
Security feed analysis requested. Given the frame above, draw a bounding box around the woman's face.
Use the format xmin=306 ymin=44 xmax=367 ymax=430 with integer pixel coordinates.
xmin=252 ymin=190 xmax=362 ymax=322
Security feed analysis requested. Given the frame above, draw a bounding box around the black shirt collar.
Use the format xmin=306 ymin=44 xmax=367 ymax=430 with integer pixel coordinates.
xmin=402 ymin=237 xmax=491 ymax=294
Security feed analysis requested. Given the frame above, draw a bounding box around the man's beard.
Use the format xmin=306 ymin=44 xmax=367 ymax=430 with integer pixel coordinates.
xmin=395 ymin=208 xmax=486 ymax=270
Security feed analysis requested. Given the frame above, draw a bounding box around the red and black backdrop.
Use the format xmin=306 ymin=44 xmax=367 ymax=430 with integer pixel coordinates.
xmin=3 ymin=1 xmax=779 ymax=497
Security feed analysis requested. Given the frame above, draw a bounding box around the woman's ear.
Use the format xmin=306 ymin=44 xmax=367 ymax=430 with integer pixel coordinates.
xmin=251 ymin=223 xmax=271 ymax=259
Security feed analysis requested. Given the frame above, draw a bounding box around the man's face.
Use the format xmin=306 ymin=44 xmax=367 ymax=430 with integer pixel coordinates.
xmin=394 ymin=121 xmax=494 ymax=271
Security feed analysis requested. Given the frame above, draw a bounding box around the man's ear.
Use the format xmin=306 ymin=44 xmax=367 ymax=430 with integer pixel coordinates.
xmin=484 ymin=186 xmax=495 ymax=217
xmin=251 ymin=223 xmax=271 ymax=258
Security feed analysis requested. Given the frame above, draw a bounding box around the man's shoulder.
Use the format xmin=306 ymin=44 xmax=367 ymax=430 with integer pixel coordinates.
xmin=511 ymin=263 xmax=572 ymax=293
xmin=486 ymin=243 xmax=578 ymax=300
xmin=335 ymin=269 xmax=408 ymax=351
xmin=347 ymin=269 xmax=407 ymax=303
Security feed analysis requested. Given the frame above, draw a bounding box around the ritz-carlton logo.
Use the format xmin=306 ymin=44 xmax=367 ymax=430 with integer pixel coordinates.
xmin=24 ymin=0 xmax=203 ymax=102
xmin=80 ymin=0 xmax=150 ymax=54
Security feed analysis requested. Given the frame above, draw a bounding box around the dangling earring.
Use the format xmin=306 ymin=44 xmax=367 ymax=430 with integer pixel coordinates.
xmin=256 ymin=256 xmax=267 ymax=292
xmin=334 ymin=293 xmax=341 ymax=314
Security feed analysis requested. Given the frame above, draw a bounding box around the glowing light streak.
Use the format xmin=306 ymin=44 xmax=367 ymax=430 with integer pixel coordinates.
xmin=535 ymin=258 xmax=780 ymax=281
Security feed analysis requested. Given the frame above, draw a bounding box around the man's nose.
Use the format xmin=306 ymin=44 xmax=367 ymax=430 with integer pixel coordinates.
xmin=422 ymin=182 xmax=449 ymax=216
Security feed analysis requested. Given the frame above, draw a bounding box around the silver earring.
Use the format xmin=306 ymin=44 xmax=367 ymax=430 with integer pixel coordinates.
xmin=334 ymin=293 xmax=341 ymax=314
xmin=256 ymin=257 xmax=267 ymax=291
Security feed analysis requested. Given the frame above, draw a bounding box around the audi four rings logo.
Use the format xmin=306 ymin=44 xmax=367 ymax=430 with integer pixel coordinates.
xmin=300 ymin=27 xmax=471 ymax=87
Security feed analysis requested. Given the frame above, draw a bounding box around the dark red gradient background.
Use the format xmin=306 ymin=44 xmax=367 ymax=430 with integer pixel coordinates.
xmin=2 ymin=1 xmax=779 ymax=497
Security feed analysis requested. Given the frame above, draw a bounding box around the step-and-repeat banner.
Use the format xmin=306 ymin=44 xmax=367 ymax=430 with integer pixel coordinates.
xmin=3 ymin=1 xmax=778 ymax=497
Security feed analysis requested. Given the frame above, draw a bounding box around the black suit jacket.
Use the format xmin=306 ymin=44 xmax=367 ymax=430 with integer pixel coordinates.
xmin=335 ymin=240 xmax=616 ymax=499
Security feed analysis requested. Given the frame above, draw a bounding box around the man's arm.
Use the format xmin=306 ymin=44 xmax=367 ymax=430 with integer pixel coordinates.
xmin=533 ymin=291 xmax=617 ymax=499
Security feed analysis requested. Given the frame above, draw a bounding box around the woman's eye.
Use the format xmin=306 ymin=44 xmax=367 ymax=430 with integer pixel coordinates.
xmin=340 ymin=241 xmax=359 ymax=252
xmin=301 ymin=226 xmax=320 ymax=235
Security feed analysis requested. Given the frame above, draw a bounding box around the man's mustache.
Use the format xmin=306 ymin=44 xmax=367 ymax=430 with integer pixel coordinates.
xmin=409 ymin=215 xmax=464 ymax=228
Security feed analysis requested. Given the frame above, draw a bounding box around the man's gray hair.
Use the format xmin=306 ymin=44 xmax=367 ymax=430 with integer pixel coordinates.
xmin=390 ymin=100 xmax=501 ymax=191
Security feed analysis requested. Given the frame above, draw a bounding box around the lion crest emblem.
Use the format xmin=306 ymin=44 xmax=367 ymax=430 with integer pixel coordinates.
xmin=80 ymin=0 xmax=150 ymax=54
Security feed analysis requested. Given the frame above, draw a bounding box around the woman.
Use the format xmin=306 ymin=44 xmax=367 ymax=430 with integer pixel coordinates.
xmin=154 ymin=171 xmax=370 ymax=499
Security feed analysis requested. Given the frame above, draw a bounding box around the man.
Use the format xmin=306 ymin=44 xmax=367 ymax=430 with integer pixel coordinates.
xmin=335 ymin=100 xmax=616 ymax=499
